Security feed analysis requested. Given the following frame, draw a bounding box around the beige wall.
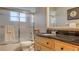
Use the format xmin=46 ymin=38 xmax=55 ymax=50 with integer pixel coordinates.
xmin=55 ymin=7 xmax=79 ymax=26
xmin=34 ymin=7 xmax=47 ymax=33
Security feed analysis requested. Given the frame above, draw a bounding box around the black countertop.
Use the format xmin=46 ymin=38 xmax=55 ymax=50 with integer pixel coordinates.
xmin=35 ymin=33 xmax=79 ymax=46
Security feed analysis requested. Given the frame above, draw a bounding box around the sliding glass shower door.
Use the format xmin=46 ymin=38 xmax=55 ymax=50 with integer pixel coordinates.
xmin=19 ymin=13 xmax=33 ymax=42
xmin=0 ymin=8 xmax=34 ymax=51
xmin=0 ymin=9 xmax=19 ymax=43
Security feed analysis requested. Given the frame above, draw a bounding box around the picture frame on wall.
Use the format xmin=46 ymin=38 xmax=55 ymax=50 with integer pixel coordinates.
xmin=67 ymin=7 xmax=79 ymax=20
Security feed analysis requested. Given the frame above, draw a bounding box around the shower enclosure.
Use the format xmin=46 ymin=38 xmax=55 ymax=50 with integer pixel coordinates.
xmin=0 ymin=8 xmax=34 ymax=51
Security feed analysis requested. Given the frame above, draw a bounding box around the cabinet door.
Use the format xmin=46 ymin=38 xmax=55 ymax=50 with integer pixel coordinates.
xmin=55 ymin=40 xmax=78 ymax=51
xmin=37 ymin=36 xmax=55 ymax=49
xmin=34 ymin=43 xmax=41 ymax=51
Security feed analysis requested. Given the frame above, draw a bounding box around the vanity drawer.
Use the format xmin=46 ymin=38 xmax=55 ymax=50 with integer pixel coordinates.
xmin=55 ymin=40 xmax=78 ymax=51
xmin=37 ymin=37 xmax=54 ymax=49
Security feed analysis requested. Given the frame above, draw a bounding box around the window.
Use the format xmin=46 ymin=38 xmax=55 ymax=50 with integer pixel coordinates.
xmin=10 ymin=12 xmax=19 ymax=17
xmin=20 ymin=13 xmax=26 ymax=22
xmin=10 ymin=11 xmax=26 ymax=22
xmin=20 ymin=18 xmax=26 ymax=22
xmin=20 ymin=13 xmax=26 ymax=17
xmin=10 ymin=17 xmax=19 ymax=21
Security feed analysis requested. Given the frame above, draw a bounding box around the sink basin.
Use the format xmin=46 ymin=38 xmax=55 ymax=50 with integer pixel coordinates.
xmin=42 ymin=33 xmax=53 ymax=36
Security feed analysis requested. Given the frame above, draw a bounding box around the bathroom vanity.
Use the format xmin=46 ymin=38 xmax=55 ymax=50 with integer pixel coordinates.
xmin=34 ymin=27 xmax=79 ymax=51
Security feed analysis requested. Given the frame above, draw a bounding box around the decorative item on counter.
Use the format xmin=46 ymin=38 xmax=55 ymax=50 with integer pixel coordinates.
xmin=34 ymin=28 xmax=40 ymax=33
xmin=51 ymin=31 xmax=56 ymax=35
xmin=47 ymin=28 xmax=52 ymax=34
xmin=69 ymin=23 xmax=76 ymax=28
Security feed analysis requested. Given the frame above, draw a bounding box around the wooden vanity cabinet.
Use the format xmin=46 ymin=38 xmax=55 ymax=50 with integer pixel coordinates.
xmin=34 ymin=36 xmax=79 ymax=51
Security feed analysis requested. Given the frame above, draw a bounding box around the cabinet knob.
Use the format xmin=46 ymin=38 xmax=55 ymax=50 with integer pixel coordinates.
xmin=61 ymin=47 xmax=64 ymax=50
xmin=46 ymin=42 xmax=49 ymax=44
